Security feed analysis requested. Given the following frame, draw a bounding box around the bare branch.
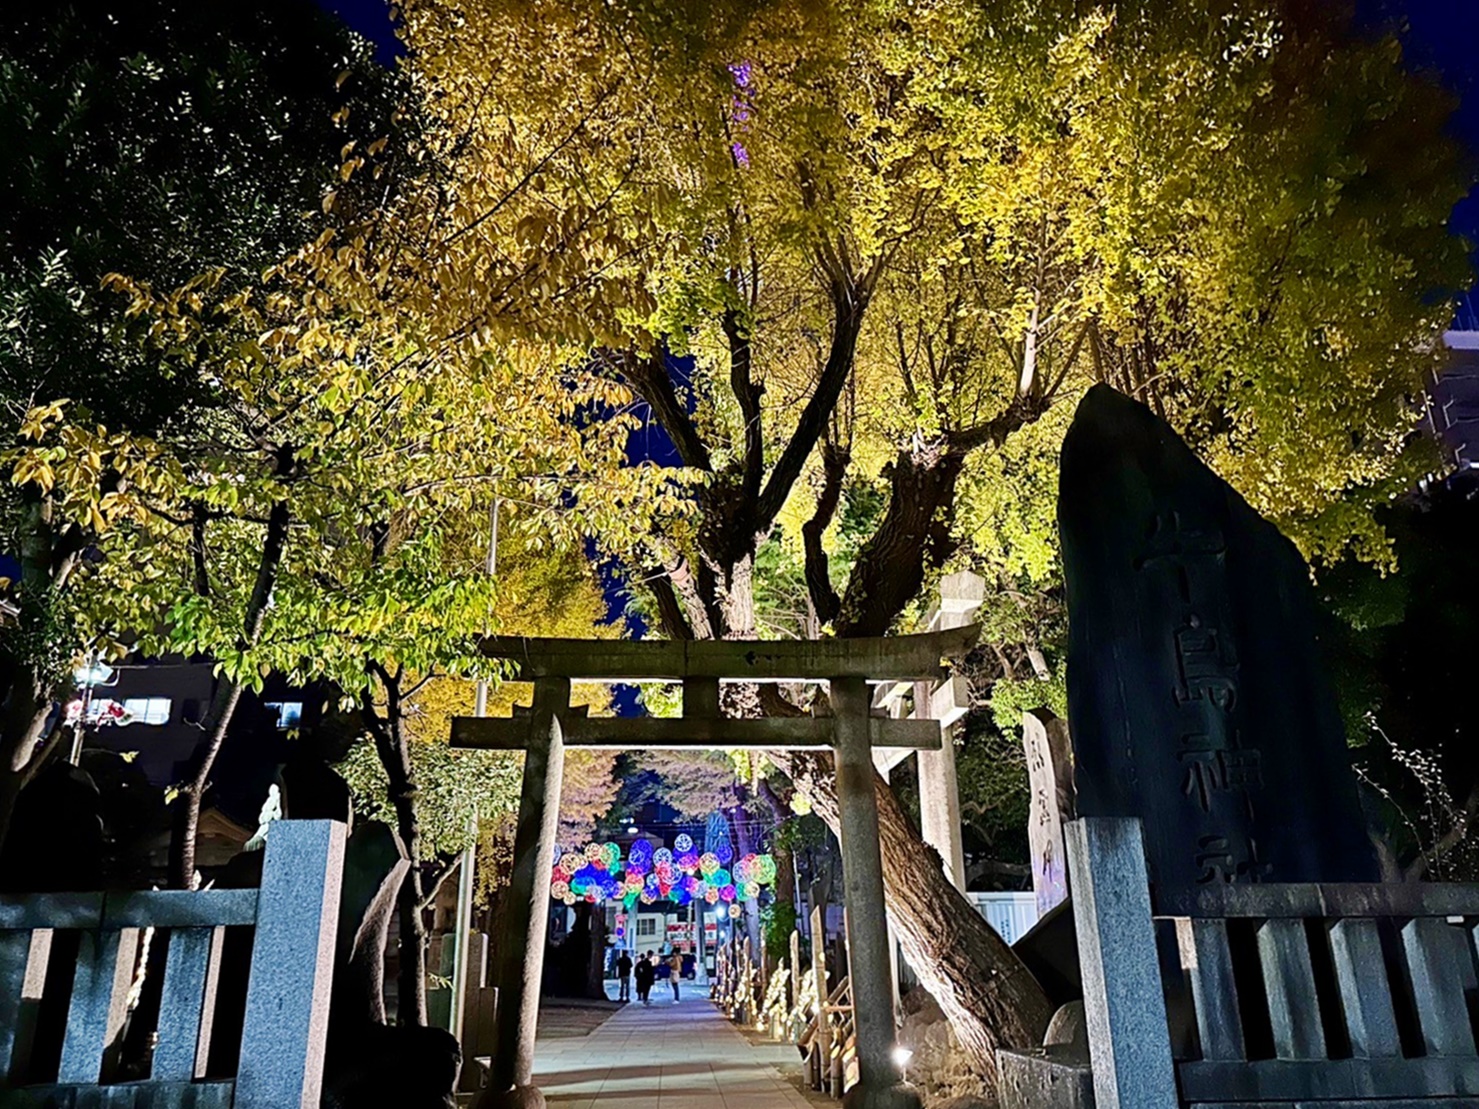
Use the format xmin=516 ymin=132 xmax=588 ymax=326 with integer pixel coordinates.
xmin=1406 ymin=780 xmax=1479 ymax=881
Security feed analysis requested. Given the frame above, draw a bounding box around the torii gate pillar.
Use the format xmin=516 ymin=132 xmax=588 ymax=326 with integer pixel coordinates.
xmin=478 ymin=677 xmax=567 ymax=1109
xmin=833 ymin=678 xmax=923 ymax=1109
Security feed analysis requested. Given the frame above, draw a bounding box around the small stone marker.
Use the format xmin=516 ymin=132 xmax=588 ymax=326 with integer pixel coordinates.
xmin=1022 ymin=709 xmax=1074 ymax=916
xmin=1058 ymin=385 xmax=1375 ymax=886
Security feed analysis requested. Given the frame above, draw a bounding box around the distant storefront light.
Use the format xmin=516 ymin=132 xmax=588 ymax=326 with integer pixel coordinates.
xmin=73 ymin=661 xmax=115 ymax=687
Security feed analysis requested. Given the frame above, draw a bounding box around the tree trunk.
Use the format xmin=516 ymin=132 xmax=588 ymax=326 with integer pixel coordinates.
xmin=0 ymin=769 xmax=26 ymax=873
xmin=170 ymin=680 xmax=245 ymax=889
xmin=778 ymin=750 xmax=1054 ymax=1092
xmin=0 ymin=489 xmax=78 ymax=860
xmin=0 ymin=673 xmax=52 ymax=860
xmin=167 ymin=491 xmax=291 ymax=890
xmin=364 ymin=672 xmax=429 ymax=1027
xmin=624 ymin=286 xmax=1059 ymax=1087
xmin=395 ymin=861 xmax=430 ymax=1025
xmin=756 ymin=777 xmax=798 ymax=959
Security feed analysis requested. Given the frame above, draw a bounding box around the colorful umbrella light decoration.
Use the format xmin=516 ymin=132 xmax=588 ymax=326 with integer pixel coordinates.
xmin=547 ymin=838 xmax=780 ymax=910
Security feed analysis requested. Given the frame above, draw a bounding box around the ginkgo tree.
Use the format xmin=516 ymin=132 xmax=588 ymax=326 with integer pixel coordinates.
xmin=398 ymin=0 xmax=1472 ymax=1081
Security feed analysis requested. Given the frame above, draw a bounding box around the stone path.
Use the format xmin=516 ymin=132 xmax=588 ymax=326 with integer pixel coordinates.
xmin=532 ymin=995 xmax=817 ymax=1109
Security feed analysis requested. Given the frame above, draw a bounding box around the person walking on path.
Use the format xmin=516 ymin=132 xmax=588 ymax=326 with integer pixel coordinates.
xmin=634 ymin=953 xmax=655 ymax=1005
xmin=667 ymin=951 xmax=683 ymax=1002
xmin=616 ymin=950 xmax=633 ymax=1002
xmin=652 ymin=950 xmax=670 ymax=998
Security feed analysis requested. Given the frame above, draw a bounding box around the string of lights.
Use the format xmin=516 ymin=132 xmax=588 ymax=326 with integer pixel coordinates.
xmin=548 ymin=835 xmax=778 ymax=918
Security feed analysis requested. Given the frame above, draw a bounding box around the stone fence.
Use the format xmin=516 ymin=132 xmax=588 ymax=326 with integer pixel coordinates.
xmin=1002 ymin=817 xmax=1479 ymax=1109
xmin=0 ymin=819 xmax=344 ymax=1109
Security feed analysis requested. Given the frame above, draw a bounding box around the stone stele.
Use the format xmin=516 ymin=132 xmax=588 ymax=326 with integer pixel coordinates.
xmin=1057 ymin=384 xmax=1376 ymax=887
xmin=1023 ymin=708 xmax=1074 ymax=916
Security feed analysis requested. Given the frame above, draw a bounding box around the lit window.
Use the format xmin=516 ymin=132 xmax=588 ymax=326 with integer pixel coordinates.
xmin=122 ymin=698 xmax=172 ymax=725
xmin=265 ymin=702 xmax=303 ymax=729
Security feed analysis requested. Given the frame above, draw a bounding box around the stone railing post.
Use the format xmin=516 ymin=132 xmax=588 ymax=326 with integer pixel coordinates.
xmin=236 ymin=819 xmax=346 ymax=1109
xmin=1066 ymin=817 xmax=1177 ymax=1109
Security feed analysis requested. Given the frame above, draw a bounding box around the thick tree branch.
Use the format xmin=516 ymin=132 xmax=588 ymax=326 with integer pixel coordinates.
xmin=190 ymin=501 xmax=212 ymax=598
xmin=722 ymin=308 xmax=765 ymax=506
xmin=834 ymin=397 xmax=1051 ymax=639
xmin=801 ymin=438 xmax=849 ymax=628
xmin=754 ymin=278 xmax=872 ymax=528
xmin=620 ymin=353 xmax=713 ymax=471
xmin=18 ymin=717 xmax=69 ymax=791
xmin=648 ymin=569 xmax=696 ymax=640
xmin=834 ymin=445 xmax=964 ymax=638
xmin=417 ymin=855 xmax=463 ymax=914
xmin=946 ymin=395 xmax=1048 ymax=455
xmin=48 ymin=520 xmax=90 ymax=591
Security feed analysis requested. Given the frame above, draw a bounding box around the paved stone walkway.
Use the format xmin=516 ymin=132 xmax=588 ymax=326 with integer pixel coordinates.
xmin=532 ymin=996 xmax=816 ymax=1109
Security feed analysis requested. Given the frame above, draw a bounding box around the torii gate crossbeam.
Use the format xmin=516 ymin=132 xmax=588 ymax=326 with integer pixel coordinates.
xmin=450 ymin=626 xmax=978 ymax=1109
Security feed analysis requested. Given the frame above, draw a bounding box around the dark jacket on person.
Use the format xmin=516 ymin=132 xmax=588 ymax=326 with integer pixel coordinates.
xmin=634 ymin=957 xmax=655 ymax=989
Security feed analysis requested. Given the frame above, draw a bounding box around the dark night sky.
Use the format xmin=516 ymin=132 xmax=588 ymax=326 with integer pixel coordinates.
xmin=1357 ymin=0 xmax=1479 ymax=293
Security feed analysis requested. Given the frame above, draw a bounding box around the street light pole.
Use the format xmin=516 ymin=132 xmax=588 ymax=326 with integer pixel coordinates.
xmin=472 ymin=498 xmax=500 ymax=717
xmin=455 ymin=497 xmax=499 ymax=1037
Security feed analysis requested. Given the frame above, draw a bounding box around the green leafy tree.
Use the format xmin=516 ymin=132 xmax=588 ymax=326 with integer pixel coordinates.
xmin=2 ymin=0 xmax=672 ymax=882
xmin=0 ymin=0 xmax=400 ymax=856
xmin=1319 ymin=485 xmax=1479 ymax=881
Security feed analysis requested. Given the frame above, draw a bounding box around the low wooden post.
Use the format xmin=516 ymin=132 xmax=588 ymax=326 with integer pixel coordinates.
xmin=761 ymin=939 xmax=771 ymax=1021
xmin=810 ymin=904 xmax=828 ymax=1015
xmin=743 ymin=937 xmax=754 ymax=1024
xmin=790 ymin=929 xmax=801 ymax=1023
xmin=236 ymin=819 xmax=346 ymax=1109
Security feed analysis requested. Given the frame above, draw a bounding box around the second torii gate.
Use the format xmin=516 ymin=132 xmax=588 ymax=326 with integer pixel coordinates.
xmin=450 ymin=627 xmax=977 ymax=1109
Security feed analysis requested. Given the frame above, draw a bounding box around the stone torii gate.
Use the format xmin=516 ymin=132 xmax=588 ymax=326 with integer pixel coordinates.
xmin=450 ymin=628 xmax=977 ymax=1109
